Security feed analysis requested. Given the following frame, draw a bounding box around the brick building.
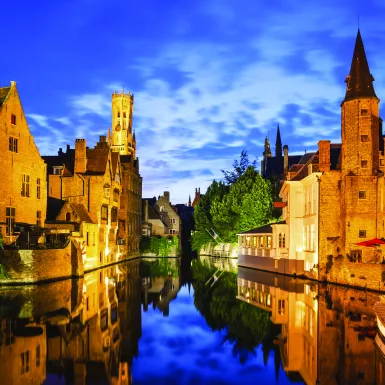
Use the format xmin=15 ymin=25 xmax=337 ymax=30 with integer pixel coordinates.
xmin=0 ymin=81 xmax=47 ymax=244
xmin=43 ymin=90 xmax=142 ymax=268
xmin=238 ymin=30 xmax=385 ymax=290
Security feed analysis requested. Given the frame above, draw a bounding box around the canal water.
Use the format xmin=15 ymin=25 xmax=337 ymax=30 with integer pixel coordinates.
xmin=0 ymin=256 xmax=383 ymax=384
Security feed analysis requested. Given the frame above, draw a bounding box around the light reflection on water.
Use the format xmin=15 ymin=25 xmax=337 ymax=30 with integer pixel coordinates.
xmin=0 ymin=257 xmax=383 ymax=384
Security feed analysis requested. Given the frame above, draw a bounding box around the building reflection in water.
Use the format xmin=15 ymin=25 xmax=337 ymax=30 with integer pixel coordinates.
xmin=0 ymin=260 xmax=142 ymax=385
xmin=141 ymin=257 xmax=181 ymax=317
xmin=237 ymin=267 xmax=381 ymax=385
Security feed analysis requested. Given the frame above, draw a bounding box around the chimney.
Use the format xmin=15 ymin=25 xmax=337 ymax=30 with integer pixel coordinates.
xmin=66 ymin=144 xmax=70 ymax=152
xmin=99 ymin=135 xmax=107 ymax=143
xmin=144 ymin=200 xmax=149 ymax=222
xmin=283 ymin=145 xmax=289 ymax=173
xmin=58 ymin=148 xmax=63 ymax=155
xmin=74 ymin=139 xmax=87 ymax=173
xmin=318 ymin=140 xmax=331 ymax=172
xmin=164 ymin=191 xmax=170 ymax=203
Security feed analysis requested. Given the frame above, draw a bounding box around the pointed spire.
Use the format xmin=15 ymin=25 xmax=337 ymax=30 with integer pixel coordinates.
xmin=344 ymin=30 xmax=377 ymax=102
xmin=275 ymin=124 xmax=282 ymax=158
xmin=188 ymin=195 xmax=191 ymax=207
xmin=107 ymin=127 xmax=111 ymax=145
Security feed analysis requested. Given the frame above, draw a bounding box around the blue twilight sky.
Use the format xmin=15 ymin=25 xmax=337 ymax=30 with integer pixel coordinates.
xmin=2 ymin=0 xmax=385 ymax=203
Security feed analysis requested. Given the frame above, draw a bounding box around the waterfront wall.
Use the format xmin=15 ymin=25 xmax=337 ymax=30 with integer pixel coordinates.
xmin=0 ymin=240 xmax=83 ymax=284
xmin=200 ymin=243 xmax=237 ymax=258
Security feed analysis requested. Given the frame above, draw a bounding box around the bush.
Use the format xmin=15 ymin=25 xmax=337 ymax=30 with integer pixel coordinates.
xmin=140 ymin=235 xmax=179 ymax=257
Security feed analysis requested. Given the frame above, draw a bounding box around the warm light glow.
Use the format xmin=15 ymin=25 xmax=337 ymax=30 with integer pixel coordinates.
xmin=378 ymin=316 xmax=385 ymax=338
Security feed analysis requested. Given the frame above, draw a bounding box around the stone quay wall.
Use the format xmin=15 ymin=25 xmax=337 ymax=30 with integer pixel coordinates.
xmin=0 ymin=240 xmax=84 ymax=285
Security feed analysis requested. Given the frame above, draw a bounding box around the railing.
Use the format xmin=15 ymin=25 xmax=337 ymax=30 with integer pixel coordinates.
xmin=3 ymin=239 xmax=70 ymax=250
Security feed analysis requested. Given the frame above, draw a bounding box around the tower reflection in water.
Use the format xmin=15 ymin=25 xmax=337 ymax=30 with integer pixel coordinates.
xmin=237 ymin=267 xmax=382 ymax=385
xmin=0 ymin=260 xmax=142 ymax=385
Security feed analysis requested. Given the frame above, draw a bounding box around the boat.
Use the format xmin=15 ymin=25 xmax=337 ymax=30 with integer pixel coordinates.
xmin=373 ymin=296 xmax=385 ymax=354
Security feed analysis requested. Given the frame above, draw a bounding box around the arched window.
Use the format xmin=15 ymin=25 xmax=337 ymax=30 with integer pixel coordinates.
xmin=65 ymin=212 xmax=71 ymax=221
xmin=279 ymin=233 xmax=286 ymax=248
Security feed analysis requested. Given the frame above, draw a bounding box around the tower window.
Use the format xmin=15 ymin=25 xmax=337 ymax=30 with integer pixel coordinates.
xmin=361 ymin=160 xmax=368 ymax=168
xmin=358 ymin=190 xmax=366 ymax=199
xmin=361 ymin=135 xmax=369 ymax=142
xmin=123 ymin=112 xmax=126 ymax=118
xmin=117 ymin=112 xmax=120 ymax=118
xmin=359 ymin=230 xmax=366 ymax=238
xmin=361 ymin=109 xmax=368 ymax=116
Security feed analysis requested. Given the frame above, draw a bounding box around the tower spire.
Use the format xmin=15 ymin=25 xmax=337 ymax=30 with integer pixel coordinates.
xmin=275 ymin=123 xmax=282 ymax=158
xmin=344 ymin=30 xmax=377 ymax=102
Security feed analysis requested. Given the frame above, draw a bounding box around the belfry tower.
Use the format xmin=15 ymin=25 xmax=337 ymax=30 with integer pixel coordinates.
xmin=110 ymin=90 xmax=136 ymax=157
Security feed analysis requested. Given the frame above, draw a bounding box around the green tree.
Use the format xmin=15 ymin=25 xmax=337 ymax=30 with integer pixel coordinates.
xmin=221 ymin=150 xmax=257 ymax=185
xmin=211 ymin=166 xmax=273 ymax=243
xmin=191 ymin=180 xmax=228 ymax=251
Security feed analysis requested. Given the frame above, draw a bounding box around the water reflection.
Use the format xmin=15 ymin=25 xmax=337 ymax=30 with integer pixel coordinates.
xmin=1 ymin=257 xmax=385 ymax=384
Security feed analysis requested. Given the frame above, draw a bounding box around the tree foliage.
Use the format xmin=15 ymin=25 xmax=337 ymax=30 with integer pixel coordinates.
xmin=192 ymin=156 xmax=274 ymax=250
xmin=140 ymin=235 xmax=179 ymax=257
xmin=221 ymin=150 xmax=257 ymax=185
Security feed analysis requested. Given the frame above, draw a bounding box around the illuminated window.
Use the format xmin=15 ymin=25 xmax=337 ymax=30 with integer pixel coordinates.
xmin=381 ymin=159 xmax=385 ymax=166
xmin=65 ymin=212 xmax=71 ymax=221
xmin=9 ymin=137 xmax=18 ymax=152
xmin=36 ymin=178 xmax=41 ymax=199
xmin=279 ymin=233 xmax=286 ymax=248
xmin=266 ymin=235 xmax=272 ymax=248
xmin=113 ymin=189 xmax=119 ymax=202
xmin=278 ymin=299 xmax=285 ymax=315
xmin=11 ymin=114 xmax=16 ymax=125
xmin=358 ymin=190 xmax=366 ymax=199
xmin=21 ymin=174 xmax=30 ymax=197
xmin=6 ymin=207 xmax=15 ymax=236
xmin=361 ymin=135 xmax=369 ymax=142
xmin=259 ymin=236 xmax=264 ymax=248
xmin=53 ymin=166 xmax=62 ymax=175
xmin=36 ymin=211 xmax=41 ymax=227
xmin=104 ymin=185 xmax=110 ymax=198
xmin=101 ymin=205 xmax=108 ymax=221
xmin=359 ymin=230 xmax=366 ymax=238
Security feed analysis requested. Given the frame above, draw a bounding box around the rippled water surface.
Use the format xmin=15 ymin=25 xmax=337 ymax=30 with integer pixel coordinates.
xmin=0 ymin=257 xmax=383 ymax=384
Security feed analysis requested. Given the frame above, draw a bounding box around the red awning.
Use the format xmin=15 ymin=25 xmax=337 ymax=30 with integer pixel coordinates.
xmin=355 ymin=238 xmax=385 ymax=247
xmin=274 ymin=202 xmax=286 ymax=208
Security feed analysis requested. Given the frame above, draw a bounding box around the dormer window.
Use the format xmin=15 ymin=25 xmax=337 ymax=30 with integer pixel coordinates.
xmin=53 ymin=166 xmax=63 ymax=175
xmin=65 ymin=212 xmax=71 ymax=221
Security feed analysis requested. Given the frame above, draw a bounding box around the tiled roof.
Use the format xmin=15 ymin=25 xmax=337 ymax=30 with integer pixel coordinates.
xmin=46 ymin=197 xmax=66 ymax=221
xmin=0 ymin=86 xmax=11 ymax=107
xmin=85 ymin=148 xmax=109 ymax=175
xmin=71 ymin=203 xmax=94 ymax=223
xmin=264 ymin=154 xmax=303 ymax=178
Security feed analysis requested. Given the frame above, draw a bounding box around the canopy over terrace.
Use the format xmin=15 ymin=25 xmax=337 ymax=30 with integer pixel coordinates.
xmin=238 ymin=221 xmax=287 ymax=258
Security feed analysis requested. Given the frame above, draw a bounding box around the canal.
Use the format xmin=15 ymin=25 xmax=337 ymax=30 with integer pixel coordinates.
xmin=0 ymin=256 xmax=383 ymax=384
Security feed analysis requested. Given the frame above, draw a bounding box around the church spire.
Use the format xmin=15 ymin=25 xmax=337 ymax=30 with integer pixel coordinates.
xmin=275 ymin=123 xmax=282 ymax=158
xmin=344 ymin=29 xmax=377 ymax=102
xmin=188 ymin=194 xmax=191 ymax=207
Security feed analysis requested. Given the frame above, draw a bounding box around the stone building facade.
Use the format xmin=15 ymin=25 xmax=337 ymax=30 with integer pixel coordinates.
xmin=0 ymin=81 xmax=47 ymax=244
xmin=142 ymin=191 xmax=181 ymax=236
xmin=239 ymin=30 xmax=385 ymax=291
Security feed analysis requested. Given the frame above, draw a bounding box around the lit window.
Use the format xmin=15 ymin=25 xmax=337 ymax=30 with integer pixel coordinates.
xmin=279 ymin=233 xmax=286 ymax=248
xmin=101 ymin=205 xmax=108 ymax=221
xmin=278 ymin=299 xmax=285 ymax=315
xmin=21 ymin=174 xmax=30 ymax=197
xmin=104 ymin=186 xmax=110 ymax=198
xmin=359 ymin=190 xmax=366 ymax=199
xmin=53 ymin=167 xmax=62 ymax=175
xmin=6 ymin=207 xmax=15 ymax=236
xmin=36 ymin=211 xmax=41 ymax=227
xmin=361 ymin=135 xmax=369 ymax=142
xmin=37 ymin=178 xmax=41 ymax=199
xmin=266 ymin=235 xmax=272 ymax=248
xmin=20 ymin=350 xmax=29 ymax=374
xmin=11 ymin=114 xmax=16 ymax=125
xmin=9 ymin=137 xmax=18 ymax=152
xmin=381 ymin=159 xmax=385 ymax=166
xmin=359 ymin=230 xmax=366 ymax=238
xmin=361 ymin=160 xmax=368 ymax=168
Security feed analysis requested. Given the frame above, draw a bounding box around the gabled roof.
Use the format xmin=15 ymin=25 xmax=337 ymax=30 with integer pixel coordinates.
xmin=46 ymin=197 xmax=66 ymax=221
xmin=264 ymin=154 xmax=303 ymax=178
xmin=71 ymin=203 xmax=94 ymax=223
xmin=344 ymin=30 xmax=377 ymax=102
xmin=85 ymin=148 xmax=109 ymax=175
xmin=0 ymin=86 xmax=11 ymax=107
